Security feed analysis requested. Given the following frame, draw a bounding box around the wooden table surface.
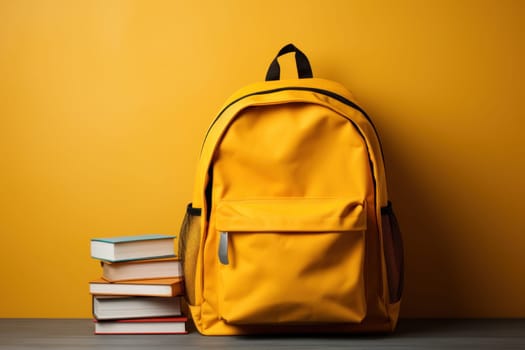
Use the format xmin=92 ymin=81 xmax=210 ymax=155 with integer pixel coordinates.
xmin=1 ymin=318 xmax=524 ymax=349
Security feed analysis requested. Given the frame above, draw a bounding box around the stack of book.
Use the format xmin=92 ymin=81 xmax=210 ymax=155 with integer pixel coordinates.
xmin=89 ymin=234 xmax=187 ymax=334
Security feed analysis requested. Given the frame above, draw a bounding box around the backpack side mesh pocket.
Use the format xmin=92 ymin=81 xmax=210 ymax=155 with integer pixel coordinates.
xmin=178 ymin=203 xmax=201 ymax=306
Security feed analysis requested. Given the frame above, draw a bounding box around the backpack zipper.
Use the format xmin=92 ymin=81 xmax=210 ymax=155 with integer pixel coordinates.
xmin=219 ymin=231 xmax=229 ymax=265
xmin=200 ymin=86 xmax=384 ymax=156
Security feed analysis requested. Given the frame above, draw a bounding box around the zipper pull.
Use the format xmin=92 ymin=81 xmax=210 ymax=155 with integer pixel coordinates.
xmin=218 ymin=231 xmax=229 ymax=265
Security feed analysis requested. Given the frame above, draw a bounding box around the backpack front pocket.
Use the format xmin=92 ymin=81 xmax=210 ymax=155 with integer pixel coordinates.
xmin=214 ymin=198 xmax=367 ymax=325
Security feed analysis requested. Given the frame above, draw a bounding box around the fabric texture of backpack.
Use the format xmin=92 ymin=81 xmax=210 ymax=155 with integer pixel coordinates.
xmin=179 ymin=44 xmax=404 ymax=335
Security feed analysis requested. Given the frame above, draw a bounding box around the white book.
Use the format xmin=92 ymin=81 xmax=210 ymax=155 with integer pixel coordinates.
xmin=93 ymin=295 xmax=182 ymax=320
xmin=90 ymin=234 xmax=176 ymax=262
xmin=101 ymin=258 xmax=182 ymax=282
xmin=89 ymin=277 xmax=183 ymax=297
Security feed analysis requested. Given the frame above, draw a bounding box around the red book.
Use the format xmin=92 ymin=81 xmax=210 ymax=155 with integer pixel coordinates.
xmin=94 ymin=316 xmax=188 ymax=334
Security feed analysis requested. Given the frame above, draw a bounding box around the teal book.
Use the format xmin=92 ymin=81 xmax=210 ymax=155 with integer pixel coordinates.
xmin=91 ymin=234 xmax=176 ymax=262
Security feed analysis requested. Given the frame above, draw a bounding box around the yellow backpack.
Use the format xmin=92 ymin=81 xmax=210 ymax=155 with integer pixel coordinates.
xmin=179 ymin=44 xmax=404 ymax=335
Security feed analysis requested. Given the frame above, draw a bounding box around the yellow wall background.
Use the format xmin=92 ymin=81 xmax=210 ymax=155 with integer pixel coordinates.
xmin=1 ymin=0 xmax=523 ymax=318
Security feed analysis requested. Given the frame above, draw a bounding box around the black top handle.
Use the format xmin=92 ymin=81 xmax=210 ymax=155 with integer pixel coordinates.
xmin=265 ymin=43 xmax=314 ymax=81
